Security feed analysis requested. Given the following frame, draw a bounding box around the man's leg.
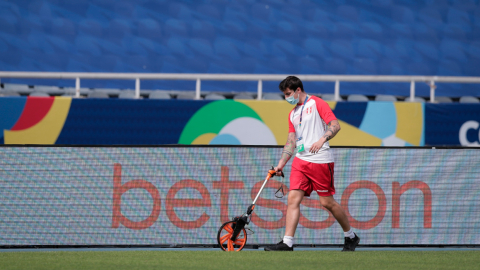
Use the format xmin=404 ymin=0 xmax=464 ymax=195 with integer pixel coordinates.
xmin=319 ymin=195 xmax=360 ymax=251
xmin=264 ymin=189 xmax=304 ymax=251
xmin=319 ymin=195 xmax=350 ymax=231
xmin=284 ymin=189 xmax=305 ymax=237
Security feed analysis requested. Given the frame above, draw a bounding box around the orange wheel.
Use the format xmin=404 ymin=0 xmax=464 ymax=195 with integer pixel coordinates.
xmin=217 ymin=221 xmax=247 ymax=251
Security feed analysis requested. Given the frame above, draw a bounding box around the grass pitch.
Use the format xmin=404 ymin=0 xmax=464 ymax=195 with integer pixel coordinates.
xmin=1 ymin=250 xmax=479 ymax=270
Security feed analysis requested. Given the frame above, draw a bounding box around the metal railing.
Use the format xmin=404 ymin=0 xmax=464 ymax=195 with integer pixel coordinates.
xmin=1 ymin=72 xmax=480 ymax=101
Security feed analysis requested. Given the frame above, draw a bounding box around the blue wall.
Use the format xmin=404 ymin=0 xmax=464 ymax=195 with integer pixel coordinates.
xmin=1 ymin=0 xmax=479 ymax=96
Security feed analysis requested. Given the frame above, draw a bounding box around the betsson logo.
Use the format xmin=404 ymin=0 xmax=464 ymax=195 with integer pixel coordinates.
xmin=111 ymin=163 xmax=432 ymax=231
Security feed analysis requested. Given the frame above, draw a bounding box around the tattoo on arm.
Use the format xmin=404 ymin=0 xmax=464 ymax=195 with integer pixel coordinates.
xmin=280 ymin=132 xmax=296 ymax=164
xmin=323 ymin=120 xmax=341 ymax=141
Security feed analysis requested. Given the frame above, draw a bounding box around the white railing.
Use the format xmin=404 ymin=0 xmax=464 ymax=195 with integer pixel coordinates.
xmin=1 ymin=72 xmax=480 ymax=101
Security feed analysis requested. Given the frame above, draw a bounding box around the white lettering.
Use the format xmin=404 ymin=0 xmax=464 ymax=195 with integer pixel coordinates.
xmin=459 ymin=120 xmax=480 ymax=146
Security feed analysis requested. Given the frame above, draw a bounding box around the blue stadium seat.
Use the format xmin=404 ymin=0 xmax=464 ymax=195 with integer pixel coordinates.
xmin=324 ymin=58 xmax=347 ymax=74
xmin=0 ymin=0 xmax=478 ymax=97
xmin=443 ymin=24 xmax=467 ymax=40
xmin=107 ymin=19 xmax=132 ymax=43
xmin=163 ymin=19 xmax=188 ymax=37
xmin=303 ymin=38 xmax=327 ymax=58
xmin=214 ymin=38 xmax=241 ymax=61
xmin=440 ymin=40 xmax=468 ymax=62
xmin=390 ymin=24 xmax=413 ymax=39
xmin=356 ymin=39 xmax=382 ymax=60
xmin=359 ymin=22 xmax=383 ymax=40
xmin=352 ymin=59 xmax=377 ymax=75
xmin=414 ymin=41 xmax=440 ymax=62
xmin=391 ymin=5 xmax=415 ymax=24
xmin=447 ymin=9 xmax=472 ymax=31
xmin=331 ymin=22 xmax=356 ymax=39
xmin=192 ymin=20 xmax=216 ymax=40
xmin=138 ymin=19 xmax=162 ymax=41
xmin=329 ymin=40 xmax=355 ymax=59
xmin=336 ymin=5 xmax=359 ymax=23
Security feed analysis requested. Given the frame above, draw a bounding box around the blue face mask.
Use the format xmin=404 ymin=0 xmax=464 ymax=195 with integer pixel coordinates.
xmin=286 ymin=90 xmax=299 ymax=105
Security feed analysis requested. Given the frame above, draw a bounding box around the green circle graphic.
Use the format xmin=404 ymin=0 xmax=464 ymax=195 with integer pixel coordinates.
xmin=178 ymin=100 xmax=262 ymax=144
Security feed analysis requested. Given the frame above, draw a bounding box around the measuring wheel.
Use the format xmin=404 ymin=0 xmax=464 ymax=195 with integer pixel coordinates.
xmin=217 ymin=220 xmax=247 ymax=251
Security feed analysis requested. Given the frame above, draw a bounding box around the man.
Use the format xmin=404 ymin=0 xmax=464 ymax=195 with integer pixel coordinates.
xmin=264 ymin=76 xmax=360 ymax=252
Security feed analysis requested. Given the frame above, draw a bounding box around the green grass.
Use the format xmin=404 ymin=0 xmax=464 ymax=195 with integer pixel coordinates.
xmin=1 ymin=250 xmax=479 ymax=270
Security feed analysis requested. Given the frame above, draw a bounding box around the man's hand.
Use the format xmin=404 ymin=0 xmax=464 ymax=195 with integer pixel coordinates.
xmin=309 ymin=137 xmax=326 ymax=153
xmin=274 ymin=166 xmax=284 ymax=176
xmin=309 ymin=120 xmax=341 ymax=154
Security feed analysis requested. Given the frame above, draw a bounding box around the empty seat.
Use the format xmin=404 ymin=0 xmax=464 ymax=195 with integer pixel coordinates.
xmin=63 ymin=87 xmax=92 ymax=96
xmin=321 ymin=94 xmax=344 ymax=101
xmin=149 ymin=91 xmax=171 ymax=99
xmin=118 ymin=91 xmax=137 ymax=99
xmin=29 ymin=92 xmax=50 ymax=97
xmin=91 ymin=88 xmax=120 ymax=95
xmin=347 ymin=94 xmax=369 ymax=101
xmin=177 ymin=93 xmax=198 ymax=100
xmin=409 ymin=97 xmax=425 ymax=103
xmin=88 ymin=91 xmax=110 ymax=98
xmin=204 ymin=93 xmax=226 ymax=100
xmin=262 ymin=93 xmax=283 ymax=100
xmin=434 ymin=96 xmax=453 ymax=103
xmin=233 ymin=94 xmax=254 ymax=100
xmin=34 ymin=85 xmax=62 ymax=94
xmin=459 ymin=96 xmax=479 ymax=103
xmin=375 ymin=94 xmax=397 ymax=101
xmin=3 ymin=83 xmax=32 ymax=94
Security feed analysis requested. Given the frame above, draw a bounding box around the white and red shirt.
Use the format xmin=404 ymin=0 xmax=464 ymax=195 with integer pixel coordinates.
xmin=288 ymin=95 xmax=337 ymax=164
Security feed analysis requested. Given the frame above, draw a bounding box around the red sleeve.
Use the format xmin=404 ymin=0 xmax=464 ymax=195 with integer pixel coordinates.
xmin=312 ymin=96 xmax=337 ymax=124
xmin=288 ymin=109 xmax=295 ymax=133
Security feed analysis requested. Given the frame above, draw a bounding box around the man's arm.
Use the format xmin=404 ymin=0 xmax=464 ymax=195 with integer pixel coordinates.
xmin=275 ymin=132 xmax=296 ymax=175
xmin=309 ymin=120 xmax=341 ymax=153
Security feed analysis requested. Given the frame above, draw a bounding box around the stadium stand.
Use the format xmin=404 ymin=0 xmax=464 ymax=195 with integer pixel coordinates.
xmin=0 ymin=1 xmax=478 ymax=99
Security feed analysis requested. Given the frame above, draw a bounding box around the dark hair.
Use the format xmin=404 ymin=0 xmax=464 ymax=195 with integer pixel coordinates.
xmin=279 ymin=76 xmax=304 ymax=92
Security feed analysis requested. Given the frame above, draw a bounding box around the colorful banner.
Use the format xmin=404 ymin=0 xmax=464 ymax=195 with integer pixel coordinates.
xmin=1 ymin=97 xmax=479 ymax=146
xmin=1 ymin=97 xmax=428 ymax=146
xmin=0 ymin=146 xmax=478 ymax=246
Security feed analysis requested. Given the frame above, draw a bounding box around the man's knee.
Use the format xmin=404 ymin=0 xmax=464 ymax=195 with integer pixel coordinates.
xmin=320 ymin=197 xmax=338 ymax=210
xmin=287 ymin=189 xmax=304 ymax=207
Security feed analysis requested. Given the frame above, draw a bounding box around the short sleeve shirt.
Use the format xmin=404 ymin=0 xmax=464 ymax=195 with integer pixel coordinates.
xmin=288 ymin=96 xmax=337 ymax=164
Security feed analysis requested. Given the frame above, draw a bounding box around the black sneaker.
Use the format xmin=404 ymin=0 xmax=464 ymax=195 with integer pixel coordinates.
xmin=264 ymin=240 xmax=293 ymax=251
xmin=342 ymin=233 xmax=360 ymax=251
